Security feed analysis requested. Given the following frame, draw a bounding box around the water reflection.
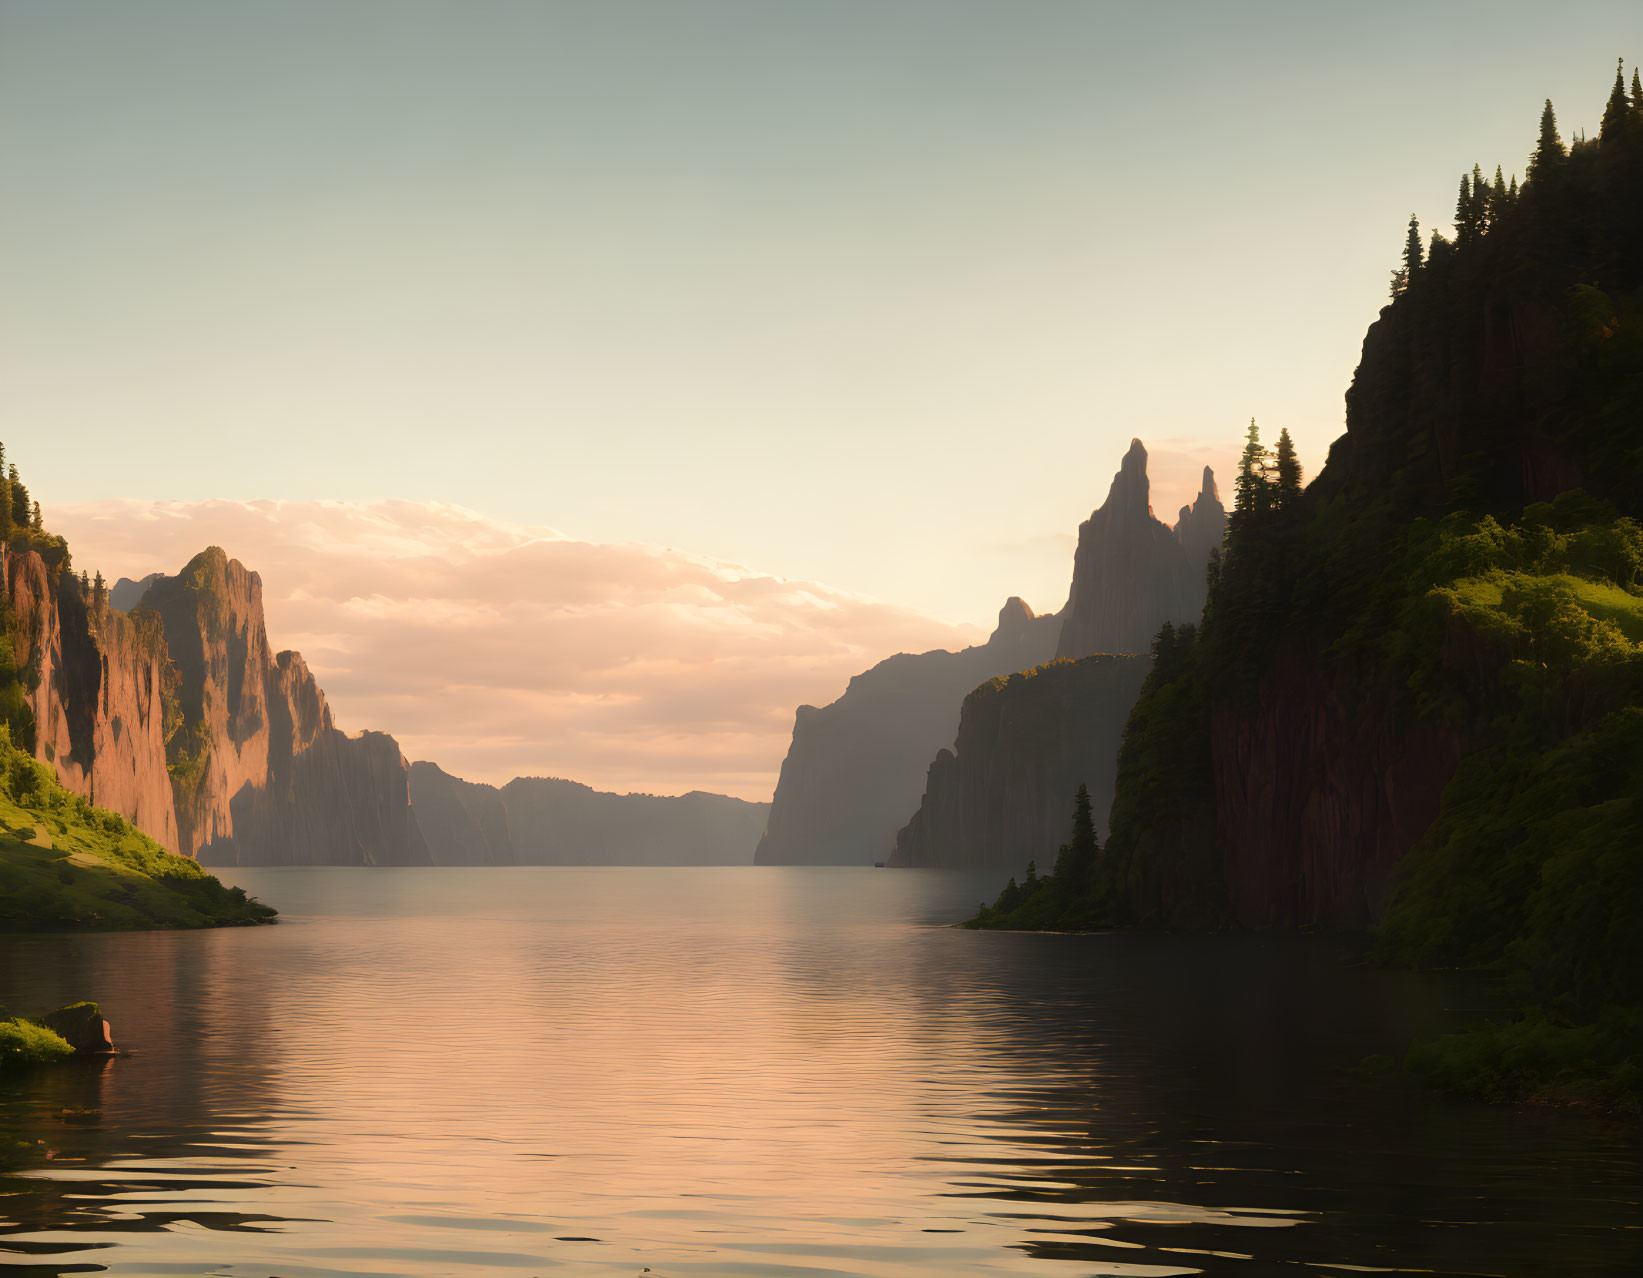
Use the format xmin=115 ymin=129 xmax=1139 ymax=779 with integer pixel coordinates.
xmin=0 ymin=867 xmax=1636 ymax=1276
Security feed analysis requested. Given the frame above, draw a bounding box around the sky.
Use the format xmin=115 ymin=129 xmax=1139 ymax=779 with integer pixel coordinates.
xmin=3 ymin=2 xmax=1639 ymax=797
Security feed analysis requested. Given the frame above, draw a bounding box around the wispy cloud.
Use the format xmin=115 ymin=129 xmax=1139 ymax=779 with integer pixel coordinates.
xmin=53 ymin=500 xmax=985 ymax=801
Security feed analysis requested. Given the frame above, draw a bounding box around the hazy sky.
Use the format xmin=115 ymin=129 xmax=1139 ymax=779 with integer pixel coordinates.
xmin=4 ymin=3 xmax=1639 ymax=794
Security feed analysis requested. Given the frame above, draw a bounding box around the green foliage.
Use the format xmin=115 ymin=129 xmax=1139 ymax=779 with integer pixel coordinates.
xmin=967 ymin=782 xmax=1112 ymax=931
xmin=0 ymin=1017 xmax=73 ymax=1070
xmin=0 ymin=725 xmax=275 ymax=931
xmin=1403 ymin=1006 xmax=1639 ymax=1110
xmin=1033 ymin=71 xmax=1643 ymax=1101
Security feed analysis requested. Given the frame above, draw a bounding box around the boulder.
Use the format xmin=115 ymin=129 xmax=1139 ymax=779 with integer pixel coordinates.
xmin=42 ymin=1002 xmax=114 ymax=1054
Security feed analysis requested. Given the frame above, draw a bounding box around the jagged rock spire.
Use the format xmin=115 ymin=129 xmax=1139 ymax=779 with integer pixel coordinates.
xmin=1055 ymin=441 xmax=1225 ymax=660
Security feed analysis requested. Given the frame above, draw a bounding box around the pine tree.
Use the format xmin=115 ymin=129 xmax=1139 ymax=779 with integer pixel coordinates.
xmin=1051 ymin=784 xmax=1100 ymax=892
xmin=1428 ymin=229 xmax=1454 ymax=267
xmin=29 ymin=500 xmax=41 ymax=530
xmin=1403 ymin=214 xmax=1423 ymax=276
xmin=1275 ymin=429 xmax=1302 ymax=504
xmin=1632 ymin=67 xmax=1642 ymax=116
xmin=1492 ymin=165 xmax=1507 ymax=210
xmin=1472 ymin=163 xmax=1490 ymax=231
xmin=1234 ymin=418 xmax=1271 ymax=516
xmin=10 ymin=474 xmax=29 ymax=528
xmin=1507 ymin=174 xmax=1518 ymax=201
xmin=1454 ymin=172 xmax=1475 ymax=244
xmin=1528 ymin=99 xmax=1565 ymax=182
xmin=1601 ymin=58 xmax=1630 ymax=138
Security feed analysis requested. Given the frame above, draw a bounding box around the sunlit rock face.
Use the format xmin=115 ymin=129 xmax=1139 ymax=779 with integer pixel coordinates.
xmin=1055 ymin=440 xmax=1225 ymax=660
xmin=129 ymin=550 xmax=427 ymax=866
xmin=4 ymin=545 xmax=181 ymax=852
xmin=753 ymin=598 xmax=1061 ymax=866
xmin=886 ymin=654 xmax=1153 ymax=873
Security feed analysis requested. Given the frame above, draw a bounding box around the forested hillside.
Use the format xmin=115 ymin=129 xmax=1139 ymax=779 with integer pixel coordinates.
xmin=975 ymin=70 xmax=1642 ymax=1102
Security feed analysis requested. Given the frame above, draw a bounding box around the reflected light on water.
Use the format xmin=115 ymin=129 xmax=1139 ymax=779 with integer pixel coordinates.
xmin=0 ymin=867 xmax=1636 ymax=1276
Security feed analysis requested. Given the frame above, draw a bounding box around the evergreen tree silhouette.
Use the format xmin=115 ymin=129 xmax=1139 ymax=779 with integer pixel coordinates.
xmin=1601 ymin=58 xmax=1630 ymax=137
xmin=1052 ymin=784 xmax=1100 ymax=892
xmin=1454 ymin=172 xmax=1475 ymax=244
xmin=1403 ymin=215 xmax=1423 ymax=276
xmin=1233 ymin=418 xmax=1271 ymax=520
xmin=1275 ymin=429 xmax=1302 ymax=504
xmin=1528 ymin=99 xmax=1565 ymax=181
xmin=1632 ymin=67 xmax=1642 ymax=116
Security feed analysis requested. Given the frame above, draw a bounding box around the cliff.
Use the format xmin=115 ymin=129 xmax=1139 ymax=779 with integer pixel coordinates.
xmin=1056 ymin=441 xmax=1225 ymax=659
xmin=2 ymin=544 xmax=181 ymax=852
xmin=887 ymin=654 xmax=1152 ymax=871
xmin=407 ymin=762 xmax=516 ymax=866
xmin=753 ymin=597 xmax=1060 ymax=865
xmin=498 ymin=777 xmax=769 ymax=865
xmin=123 ymin=547 xmax=429 ymax=867
xmin=196 ymin=650 xmax=431 ymax=866
xmin=986 ymin=82 xmax=1643 ymax=1006
xmin=12 ymin=535 xmax=756 ymax=869
xmin=1115 ymin=109 xmax=1643 ymax=931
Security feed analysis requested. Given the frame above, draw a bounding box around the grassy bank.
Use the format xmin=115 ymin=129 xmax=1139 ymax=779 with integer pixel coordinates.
xmin=0 ymin=730 xmax=274 ymax=931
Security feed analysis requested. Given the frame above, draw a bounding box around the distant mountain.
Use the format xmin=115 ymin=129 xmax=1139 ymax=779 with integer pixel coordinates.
xmin=887 ymin=654 xmax=1152 ymax=872
xmin=408 ymin=762 xmax=516 ymax=866
xmin=753 ymin=597 xmax=1060 ymax=866
xmin=1056 ymin=441 xmax=1225 ymax=659
xmin=108 ymin=573 xmax=163 ymax=612
xmin=498 ymin=776 xmax=768 ymax=865
xmin=760 ymin=440 xmax=1225 ymax=871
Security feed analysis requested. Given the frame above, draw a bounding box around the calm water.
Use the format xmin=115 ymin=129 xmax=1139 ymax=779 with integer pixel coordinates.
xmin=0 ymin=867 xmax=1636 ymax=1277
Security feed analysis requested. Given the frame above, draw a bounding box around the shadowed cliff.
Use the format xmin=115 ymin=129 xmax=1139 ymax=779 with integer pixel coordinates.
xmin=1057 ymin=442 xmax=1225 ymax=659
xmin=878 ymin=443 xmax=1223 ymax=873
xmin=887 ymin=654 xmax=1152 ymax=872
xmin=753 ymin=598 xmax=1060 ymax=866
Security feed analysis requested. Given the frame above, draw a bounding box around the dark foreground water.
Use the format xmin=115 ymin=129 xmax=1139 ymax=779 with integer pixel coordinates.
xmin=0 ymin=867 xmax=1636 ymax=1277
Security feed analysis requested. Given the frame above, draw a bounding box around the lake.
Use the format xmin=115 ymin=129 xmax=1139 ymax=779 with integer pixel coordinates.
xmin=1 ymin=867 xmax=1636 ymax=1276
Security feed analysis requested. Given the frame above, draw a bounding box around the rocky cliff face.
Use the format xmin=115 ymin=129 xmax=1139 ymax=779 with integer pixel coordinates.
xmin=498 ymin=777 xmax=769 ymax=865
xmin=408 ymin=762 xmax=516 ymax=866
xmin=104 ymin=547 xmax=430 ymax=867
xmin=1109 ymin=113 xmax=1643 ymax=932
xmin=1207 ymin=648 xmax=1466 ymax=927
xmin=196 ymin=648 xmax=431 ymax=866
xmin=887 ymin=655 xmax=1152 ymax=872
xmin=754 ymin=598 xmax=1061 ymax=866
xmin=1174 ymin=467 xmax=1226 ymax=567
xmin=1056 ymin=441 xmax=1225 ymax=659
xmin=3 ymin=546 xmax=180 ymax=851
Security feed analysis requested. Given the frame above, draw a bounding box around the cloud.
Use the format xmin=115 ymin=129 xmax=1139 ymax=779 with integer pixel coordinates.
xmin=52 ymin=500 xmax=985 ymax=801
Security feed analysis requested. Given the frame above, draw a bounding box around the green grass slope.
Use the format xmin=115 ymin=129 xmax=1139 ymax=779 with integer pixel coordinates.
xmin=0 ymin=729 xmax=274 ymax=930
